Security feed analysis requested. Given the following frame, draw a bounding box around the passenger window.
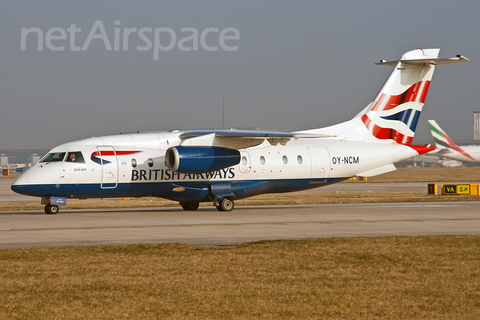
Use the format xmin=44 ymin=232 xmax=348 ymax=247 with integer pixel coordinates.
xmin=297 ymin=155 xmax=303 ymax=164
xmin=282 ymin=155 xmax=288 ymax=164
xmin=260 ymin=156 xmax=265 ymax=165
xmin=66 ymin=152 xmax=85 ymax=163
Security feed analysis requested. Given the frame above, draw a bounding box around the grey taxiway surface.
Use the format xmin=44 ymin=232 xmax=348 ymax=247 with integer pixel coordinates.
xmin=1 ymin=178 xmax=480 ymax=249
xmin=1 ymin=202 xmax=480 ymax=249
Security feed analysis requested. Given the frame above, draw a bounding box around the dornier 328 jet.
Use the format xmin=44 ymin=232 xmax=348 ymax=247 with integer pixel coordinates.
xmin=12 ymin=48 xmax=468 ymax=214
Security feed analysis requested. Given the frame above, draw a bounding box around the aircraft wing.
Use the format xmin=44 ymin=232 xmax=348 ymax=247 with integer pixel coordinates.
xmin=178 ymin=129 xmax=335 ymax=149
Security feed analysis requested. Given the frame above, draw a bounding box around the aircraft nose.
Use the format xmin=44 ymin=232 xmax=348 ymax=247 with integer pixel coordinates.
xmin=11 ymin=172 xmax=31 ymax=194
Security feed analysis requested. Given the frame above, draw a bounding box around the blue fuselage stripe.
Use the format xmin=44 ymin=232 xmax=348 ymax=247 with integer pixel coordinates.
xmin=12 ymin=178 xmax=347 ymax=202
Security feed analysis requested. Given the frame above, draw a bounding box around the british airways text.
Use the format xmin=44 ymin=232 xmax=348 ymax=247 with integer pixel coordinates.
xmin=132 ymin=168 xmax=235 ymax=181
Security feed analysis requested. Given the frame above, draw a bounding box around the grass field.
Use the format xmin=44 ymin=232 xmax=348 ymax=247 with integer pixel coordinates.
xmin=1 ymin=236 xmax=479 ymax=319
xmin=366 ymin=166 xmax=480 ymax=183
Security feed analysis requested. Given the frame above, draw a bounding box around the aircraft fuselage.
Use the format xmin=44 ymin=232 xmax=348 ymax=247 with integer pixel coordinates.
xmin=11 ymin=131 xmax=414 ymax=203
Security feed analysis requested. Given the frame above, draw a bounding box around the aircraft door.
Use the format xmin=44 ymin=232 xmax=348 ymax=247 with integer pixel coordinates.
xmin=239 ymin=151 xmax=251 ymax=173
xmin=97 ymin=146 xmax=118 ymax=189
xmin=308 ymin=147 xmax=330 ymax=178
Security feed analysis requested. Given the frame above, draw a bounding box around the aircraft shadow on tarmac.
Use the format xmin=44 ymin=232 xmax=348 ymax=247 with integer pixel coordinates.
xmin=0 ymin=204 xmax=324 ymax=215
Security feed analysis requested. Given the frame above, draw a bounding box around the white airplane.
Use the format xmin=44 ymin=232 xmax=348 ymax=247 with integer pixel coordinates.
xmin=428 ymin=119 xmax=480 ymax=163
xmin=12 ymin=48 xmax=468 ymax=214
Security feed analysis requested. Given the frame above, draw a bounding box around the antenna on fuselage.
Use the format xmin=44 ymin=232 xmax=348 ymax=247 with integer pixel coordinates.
xmin=222 ymin=94 xmax=226 ymax=130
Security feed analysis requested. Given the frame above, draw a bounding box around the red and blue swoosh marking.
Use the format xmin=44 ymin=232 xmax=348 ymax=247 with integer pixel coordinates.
xmin=91 ymin=150 xmax=141 ymax=165
xmin=362 ymin=81 xmax=430 ymax=145
xmin=371 ymin=81 xmax=430 ymax=112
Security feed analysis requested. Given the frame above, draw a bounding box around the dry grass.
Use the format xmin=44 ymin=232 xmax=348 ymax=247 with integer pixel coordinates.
xmin=366 ymin=166 xmax=480 ymax=182
xmin=240 ymin=190 xmax=480 ymax=205
xmin=0 ymin=174 xmax=18 ymax=179
xmin=0 ymin=236 xmax=479 ymax=319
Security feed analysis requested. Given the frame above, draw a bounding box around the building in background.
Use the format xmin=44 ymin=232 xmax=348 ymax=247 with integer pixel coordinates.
xmin=0 ymin=148 xmax=48 ymax=175
xmin=1 ymin=154 xmax=8 ymax=167
xmin=474 ymin=111 xmax=480 ymax=140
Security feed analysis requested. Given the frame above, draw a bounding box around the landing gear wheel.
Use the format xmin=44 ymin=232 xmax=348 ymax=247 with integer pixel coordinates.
xmin=44 ymin=204 xmax=59 ymax=214
xmin=180 ymin=201 xmax=199 ymax=211
xmin=216 ymin=197 xmax=234 ymax=212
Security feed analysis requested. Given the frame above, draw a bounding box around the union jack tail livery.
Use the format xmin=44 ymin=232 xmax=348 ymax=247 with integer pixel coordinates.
xmin=311 ymin=49 xmax=469 ymax=146
xmin=361 ymin=49 xmax=438 ymax=144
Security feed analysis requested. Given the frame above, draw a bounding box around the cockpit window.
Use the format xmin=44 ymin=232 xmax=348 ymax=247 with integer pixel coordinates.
xmin=66 ymin=152 xmax=85 ymax=163
xmin=40 ymin=152 xmax=66 ymax=163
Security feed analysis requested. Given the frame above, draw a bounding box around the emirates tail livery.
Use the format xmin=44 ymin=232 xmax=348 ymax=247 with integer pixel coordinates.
xmin=428 ymin=119 xmax=480 ymax=162
xmin=12 ymin=49 xmax=468 ymax=214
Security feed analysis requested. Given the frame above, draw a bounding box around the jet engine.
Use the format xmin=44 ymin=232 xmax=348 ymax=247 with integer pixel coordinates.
xmin=165 ymin=146 xmax=241 ymax=173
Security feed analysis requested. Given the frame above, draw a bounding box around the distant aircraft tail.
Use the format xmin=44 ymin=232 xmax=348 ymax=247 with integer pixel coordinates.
xmin=428 ymin=119 xmax=475 ymax=161
xmin=308 ymin=48 xmax=468 ymax=148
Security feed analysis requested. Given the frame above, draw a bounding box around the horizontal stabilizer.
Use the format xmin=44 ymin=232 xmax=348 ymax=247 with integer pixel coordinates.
xmin=376 ymin=55 xmax=469 ymax=66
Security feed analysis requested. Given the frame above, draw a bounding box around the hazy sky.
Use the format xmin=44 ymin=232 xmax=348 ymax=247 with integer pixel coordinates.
xmin=1 ymin=1 xmax=479 ymax=148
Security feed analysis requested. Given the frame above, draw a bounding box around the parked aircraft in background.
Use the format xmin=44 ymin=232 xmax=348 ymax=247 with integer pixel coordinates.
xmin=12 ymin=49 xmax=468 ymax=213
xmin=428 ymin=119 xmax=480 ymax=163
xmin=438 ymin=159 xmax=463 ymax=167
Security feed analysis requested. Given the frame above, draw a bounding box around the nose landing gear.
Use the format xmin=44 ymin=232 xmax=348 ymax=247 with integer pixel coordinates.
xmin=41 ymin=196 xmax=65 ymax=214
xmin=44 ymin=204 xmax=59 ymax=214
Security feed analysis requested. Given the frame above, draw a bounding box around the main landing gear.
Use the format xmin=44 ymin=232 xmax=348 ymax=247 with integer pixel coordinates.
xmin=178 ymin=197 xmax=235 ymax=212
xmin=179 ymin=201 xmax=200 ymax=211
xmin=216 ymin=197 xmax=234 ymax=212
xmin=209 ymin=193 xmax=235 ymax=212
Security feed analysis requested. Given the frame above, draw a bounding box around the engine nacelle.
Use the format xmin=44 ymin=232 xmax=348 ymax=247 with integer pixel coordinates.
xmin=165 ymin=146 xmax=241 ymax=173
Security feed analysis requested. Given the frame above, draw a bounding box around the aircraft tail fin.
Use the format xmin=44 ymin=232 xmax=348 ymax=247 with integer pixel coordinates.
xmin=360 ymin=48 xmax=462 ymax=144
xmin=308 ymin=49 xmax=468 ymax=145
xmin=428 ymin=119 xmax=475 ymax=160
xmin=428 ymin=119 xmax=458 ymax=150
